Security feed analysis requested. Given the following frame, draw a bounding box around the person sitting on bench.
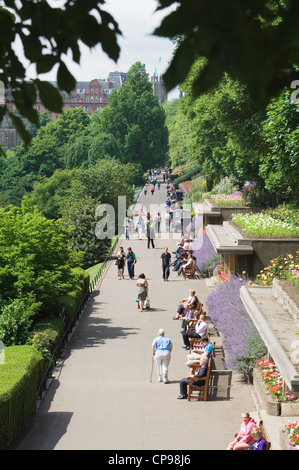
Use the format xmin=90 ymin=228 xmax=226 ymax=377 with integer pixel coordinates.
xmin=181 ymin=313 xmax=208 ymax=349
xmin=177 ymin=356 xmax=208 ymax=399
xmin=177 ymin=252 xmax=193 ymax=274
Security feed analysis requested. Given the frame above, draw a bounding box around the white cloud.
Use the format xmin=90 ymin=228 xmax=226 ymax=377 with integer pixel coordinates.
xmin=21 ymin=0 xmax=180 ymax=99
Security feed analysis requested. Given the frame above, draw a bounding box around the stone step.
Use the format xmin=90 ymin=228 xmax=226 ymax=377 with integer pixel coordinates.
xmin=205 ymin=223 xmax=253 ymax=255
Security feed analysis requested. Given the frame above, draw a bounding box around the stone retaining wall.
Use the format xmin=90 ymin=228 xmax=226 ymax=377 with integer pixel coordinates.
xmin=273 ymin=280 xmax=299 ymax=324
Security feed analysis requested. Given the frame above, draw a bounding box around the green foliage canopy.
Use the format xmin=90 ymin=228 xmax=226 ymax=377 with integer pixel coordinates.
xmin=0 ymin=108 xmax=90 ymax=206
xmin=92 ymin=62 xmax=169 ymax=171
xmin=0 ymin=201 xmax=83 ymax=310
xmin=154 ymin=0 xmax=297 ymax=108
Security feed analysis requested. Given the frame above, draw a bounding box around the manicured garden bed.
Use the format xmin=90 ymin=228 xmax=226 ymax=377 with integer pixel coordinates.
xmin=232 ymin=212 xmax=299 ymax=237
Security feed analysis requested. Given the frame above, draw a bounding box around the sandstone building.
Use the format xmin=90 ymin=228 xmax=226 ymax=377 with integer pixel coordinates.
xmin=1 ymin=71 xmax=168 ymax=149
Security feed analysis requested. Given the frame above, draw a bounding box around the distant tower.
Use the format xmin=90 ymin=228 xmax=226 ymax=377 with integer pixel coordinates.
xmin=151 ymin=66 xmax=168 ymax=105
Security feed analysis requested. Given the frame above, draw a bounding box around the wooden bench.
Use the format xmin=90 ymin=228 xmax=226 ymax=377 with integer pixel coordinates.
xmin=187 ymin=354 xmax=213 ymax=401
xmin=189 ymin=337 xmax=213 ymax=354
xmin=182 ymin=262 xmax=196 ymax=279
xmin=259 ymin=420 xmax=271 ymax=450
xmin=233 ymin=419 xmax=271 ymax=450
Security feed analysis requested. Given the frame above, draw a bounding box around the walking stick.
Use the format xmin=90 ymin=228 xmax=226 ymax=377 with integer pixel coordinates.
xmin=150 ymin=355 xmax=154 ymax=382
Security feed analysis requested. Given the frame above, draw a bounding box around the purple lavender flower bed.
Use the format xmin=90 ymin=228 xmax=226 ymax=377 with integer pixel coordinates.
xmin=192 ymin=231 xmax=220 ymax=276
xmin=206 ymin=276 xmax=267 ymax=375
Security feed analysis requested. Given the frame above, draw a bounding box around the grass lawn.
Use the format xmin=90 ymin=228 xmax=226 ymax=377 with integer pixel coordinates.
xmin=86 ymin=262 xmax=103 ymax=284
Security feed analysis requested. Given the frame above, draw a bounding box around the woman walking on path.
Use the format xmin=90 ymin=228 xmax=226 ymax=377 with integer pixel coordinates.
xmin=116 ymin=247 xmax=126 ymax=280
xmin=146 ymin=213 xmax=155 ymax=249
xmin=137 ymin=215 xmax=144 ymax=239
xmin=136 ymin=273 xmax=148 ymax=312
xmin=152 ymin=329 xmax=173 ymax=383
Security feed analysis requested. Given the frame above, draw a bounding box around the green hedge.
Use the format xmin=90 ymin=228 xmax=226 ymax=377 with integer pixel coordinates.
xmin=172 ymin=164 xmax=202 ymax=188
xmin=54 ymin=267 xmax=90 ymax=325
xmin=30 ymin=316 xmax=65 ymax=358
xmin=0 ymin=346 xmax=44 ymax=449
xmin=74 ymin=267 xmax=90 ymax=295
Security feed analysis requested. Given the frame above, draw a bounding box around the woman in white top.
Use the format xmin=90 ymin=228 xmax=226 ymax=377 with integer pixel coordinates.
xmin=181 ymin=314 xmax=208 ymax=349
xmin=136 ymin=216 xmax=144 ymax=239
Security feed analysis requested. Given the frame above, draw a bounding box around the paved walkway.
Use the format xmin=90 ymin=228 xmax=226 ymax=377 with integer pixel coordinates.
xmin=17 ymin=180 xmax=258 ymax=450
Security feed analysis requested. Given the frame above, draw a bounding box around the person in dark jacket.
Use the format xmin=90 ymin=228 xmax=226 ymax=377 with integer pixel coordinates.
xmin=177 ymin=356 xmax=208 ymax=399
xmin=126 ymin=247 xmax=136 ymax=280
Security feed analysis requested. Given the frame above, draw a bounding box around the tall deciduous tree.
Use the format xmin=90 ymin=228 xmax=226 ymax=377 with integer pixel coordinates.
xmin=259 ymin=90 xmax=299 ymax=203
xmin=0 ymin=201 xmax=83 ymax=311
xmin=164 ymin=99 xmax=194 ymax=168
xmin=27 ymin=159 xmax=135 ymax=267
xmin=0 ymin=108 xmax=90 ymax=206
xmin=93 ymin=62 xmax=169 ymax=171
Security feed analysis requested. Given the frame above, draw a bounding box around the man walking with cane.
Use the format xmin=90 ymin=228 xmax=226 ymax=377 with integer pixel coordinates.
xmin=151 ymin=329 xmax=173 ymax=383
xmin=161 ymin=247 xmax=171 ymax=281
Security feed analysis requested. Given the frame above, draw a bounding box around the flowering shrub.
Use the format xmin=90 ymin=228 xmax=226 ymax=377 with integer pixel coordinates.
xmin=214 ymin=264 xmax=230 ymax=283
xmin=232 ymin=212 xmax=299 ymax=237
xmin=289 ymin=267 xmax=299 ymax=287
xmin=212 ymin=177 xmax=235 ymax=194
xmin=206 ymin=275 xmax=267 ymax=375
xmin=218 ymin=271 xmax=230 ymax=282
xmin=266 ymin=205 xmax=299 ymax=227
xmin=209 ymin=191 xmax=245 ymax=206
xmin=258 ymin=358 xmax=295 ymax=402
xmin=192 ymin=231 xmax=220 ymax=277
xmin=282 ymin=421 xmax=299 ymax=450
xmin=255 ymin=251 xmax=299 ymax=286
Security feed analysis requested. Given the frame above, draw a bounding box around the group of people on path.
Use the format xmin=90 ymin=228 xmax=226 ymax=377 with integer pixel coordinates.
xmin=151 ymin=320 xmax=213 ymax=395
xmin=115 ymin=246 xmax=137 ymax=280
xmin=150 ymin=315 xmax=268 ymax=449
xmin=149 ymin=284 xmax=213 ymax=395
xmin=117 ymin=212 xmax=267 ymax=449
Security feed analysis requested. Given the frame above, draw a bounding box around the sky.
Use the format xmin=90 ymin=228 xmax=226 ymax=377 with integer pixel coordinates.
xmin=35 ymin=0 xmax=179 ymax=100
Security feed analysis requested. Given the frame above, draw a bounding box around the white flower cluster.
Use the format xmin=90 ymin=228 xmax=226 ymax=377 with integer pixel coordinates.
xmin=232 ymin=212 xmax=299 ymax=236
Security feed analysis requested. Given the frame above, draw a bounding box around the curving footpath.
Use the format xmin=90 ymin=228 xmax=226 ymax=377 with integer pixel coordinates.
xmin=17 ymin=180 xmax=258 ymax=451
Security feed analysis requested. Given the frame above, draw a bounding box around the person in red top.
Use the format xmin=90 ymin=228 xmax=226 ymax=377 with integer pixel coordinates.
xmin=226 ymin=413 xmax=257 ymax=450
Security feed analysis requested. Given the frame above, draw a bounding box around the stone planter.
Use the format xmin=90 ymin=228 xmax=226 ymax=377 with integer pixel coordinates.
xmin=253 ymin=369 xmax=299 ymax=416
xmin=253 ymin=369 xmax=281 ymax=416
xmin=280 ymin=401 xmax=299 ymax=417
xmin=279 ymin=429 xmax=292 ymax=450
